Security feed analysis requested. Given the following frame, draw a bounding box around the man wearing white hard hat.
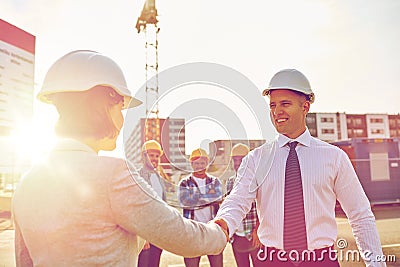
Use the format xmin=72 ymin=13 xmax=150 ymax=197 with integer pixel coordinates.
xmin=12 ymin=50 xmax=228 ymax=266
xmin=215 ymin=69 xmax=385 ymax=266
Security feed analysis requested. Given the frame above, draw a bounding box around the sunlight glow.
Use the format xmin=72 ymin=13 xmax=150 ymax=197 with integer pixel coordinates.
xmin=10 ymin=120 xmax=57 ymax=164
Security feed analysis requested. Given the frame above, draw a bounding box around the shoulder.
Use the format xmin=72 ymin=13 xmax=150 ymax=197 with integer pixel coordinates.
xmin=96 ymin=156 xmax=144 ymax=184
xmin=206 ymin=174 xmax=222 ymax=183
xmin=98 ymin=156 xmax=129 ymax=171
xmin=310 ymin=137 xmax=342 ymax=151
xmin=244 ymin=139 xmax=277 ymax=163
xmin=206 ymin=174 xmax=218 ymax=180
xmin=178 ymin=175 xmax=192 ymax=185
xmin=254 ymin=140 xmax=275 ymax=152
xmin=309 ymin=137 xmax=347 ymax=158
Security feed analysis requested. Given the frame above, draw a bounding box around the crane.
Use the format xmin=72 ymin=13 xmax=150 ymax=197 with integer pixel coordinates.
xmin=136 ymin=0 xmax=160 ymax=143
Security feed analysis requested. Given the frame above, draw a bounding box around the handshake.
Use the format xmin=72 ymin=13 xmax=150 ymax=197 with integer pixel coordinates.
xmin=212 ymin=218 xmax=229 ymax=241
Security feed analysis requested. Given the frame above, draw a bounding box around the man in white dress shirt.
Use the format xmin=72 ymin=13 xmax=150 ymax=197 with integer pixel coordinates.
xmin=214 ymin=69 xmax=385 ymax=266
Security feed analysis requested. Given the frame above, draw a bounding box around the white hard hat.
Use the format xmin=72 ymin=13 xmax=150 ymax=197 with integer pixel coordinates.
xmin=37 ymin=50 xmax=142 ymax=109
xmin=262 ymin=69 xmax=315 ymax=103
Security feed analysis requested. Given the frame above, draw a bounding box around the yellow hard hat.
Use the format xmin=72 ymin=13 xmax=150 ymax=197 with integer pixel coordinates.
xmin=142 ymin=140 xmax=163 ymax=156
xmin=38 ymin=50 xmax=142 ymax=109
xmin=189 ymin=148 xmax=209 ymax=161
xmin=230 ymin=143 xmax=250 ymax=157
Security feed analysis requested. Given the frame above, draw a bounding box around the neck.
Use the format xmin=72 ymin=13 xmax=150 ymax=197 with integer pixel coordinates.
xmin=284 ymin=127 xmax=307 ymax=139
xmin=78 ymin=137 xmax=100 ymax=153
xmin=193 ymin=172 xmax=207 ymax=178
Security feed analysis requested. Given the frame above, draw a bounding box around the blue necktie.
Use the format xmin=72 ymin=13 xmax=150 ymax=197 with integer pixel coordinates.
xmin=283 ymin=142 xmax=308 ymax=252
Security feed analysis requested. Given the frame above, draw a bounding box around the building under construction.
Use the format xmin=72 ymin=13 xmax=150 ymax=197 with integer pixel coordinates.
xmin=125 ymin=118 xmax=187 ymax=173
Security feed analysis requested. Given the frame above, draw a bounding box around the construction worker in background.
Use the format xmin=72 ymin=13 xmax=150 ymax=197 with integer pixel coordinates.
xmin=214 ymin=69 xmax=385 ymax=266
xmin=12 ymin=50 xmax=228 ymax=267
xmin=138 ymin=140 xmax=168 ymax=267
xmin=178 ymin=148 xmax=224 ymax=267
xmin=226 ymin=143 xmax=262 ymax=267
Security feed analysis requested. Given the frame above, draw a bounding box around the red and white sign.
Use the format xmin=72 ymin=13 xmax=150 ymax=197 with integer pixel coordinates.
xmin=0 ymin=19 xmax=36 ymax=134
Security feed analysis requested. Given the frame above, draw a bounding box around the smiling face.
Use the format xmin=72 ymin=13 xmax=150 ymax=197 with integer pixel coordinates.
xmin=143 ymin=149 xmax=161 ymax=170
xmin=269 ymin=89 xmax=310 ymax=139
xmin=190 ymin=156 xmax=209 ymax=177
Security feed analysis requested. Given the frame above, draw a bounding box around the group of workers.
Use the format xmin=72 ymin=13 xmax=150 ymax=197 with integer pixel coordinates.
xmin=137 ymin=139 xmax=259 ymax=267
xmin=12 ymin=50 xmax=386 ymax=267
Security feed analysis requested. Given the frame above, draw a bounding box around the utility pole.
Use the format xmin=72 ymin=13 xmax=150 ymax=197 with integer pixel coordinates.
xmin=136 ymin=0 xmax=161 ymax=143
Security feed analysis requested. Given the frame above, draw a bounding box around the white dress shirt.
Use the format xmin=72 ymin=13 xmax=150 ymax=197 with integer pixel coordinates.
xmin=216 ymin=130 xmax=385 ymax=267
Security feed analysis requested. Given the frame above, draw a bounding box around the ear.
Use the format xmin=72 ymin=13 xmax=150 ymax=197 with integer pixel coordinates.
xmin=303 ymin=101 xmax=310 ymax=114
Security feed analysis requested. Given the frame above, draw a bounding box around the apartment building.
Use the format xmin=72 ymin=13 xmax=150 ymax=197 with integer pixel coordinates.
xmin=124 ymin=118 xmax=186 ymax=171
xmin=307 ymin=112 xmax=400 ymax=142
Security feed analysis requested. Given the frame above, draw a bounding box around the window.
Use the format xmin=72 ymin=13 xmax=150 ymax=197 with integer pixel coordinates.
xmin=321 ymin=117 xmax=334 ymax=123
xmin=354 ymin=118 xmax=363 ymax=126
xmin=306 ymin=117 xmax=316 ymax=124
xmin=354 ymin=129 xmax=365 ymax=137
xmin=371 ymin=129 xmax=384 ymax=134
xmin=370 ymin=118 xmax=384 ymax=123
xmin=321 ymin=128 xmax=335 ymax=134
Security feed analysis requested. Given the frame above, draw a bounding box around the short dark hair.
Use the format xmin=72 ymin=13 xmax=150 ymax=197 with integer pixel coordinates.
xmin=289 ymin=90 xmax=309 ymax=101
xmin=51 ymin=86 xmax=123 ymax=140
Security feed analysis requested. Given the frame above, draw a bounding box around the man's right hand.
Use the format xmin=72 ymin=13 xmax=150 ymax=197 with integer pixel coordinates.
xmin=213 ymin=218 xmax=229 ymax=241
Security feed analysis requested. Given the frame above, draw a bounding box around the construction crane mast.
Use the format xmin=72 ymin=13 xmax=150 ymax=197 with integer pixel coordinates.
xmin=136 ymin=0 xmax=160 ymax=143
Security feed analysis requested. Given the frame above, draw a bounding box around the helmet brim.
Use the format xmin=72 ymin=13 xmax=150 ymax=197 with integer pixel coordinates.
xmin=262 ymin=88 xmax=315 ymax=104
xmin=126 ymin=97 xmax=143 ymax=109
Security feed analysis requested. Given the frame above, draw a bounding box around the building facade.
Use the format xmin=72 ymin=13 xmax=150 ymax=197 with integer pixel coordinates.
xmin=307 ymin=112 xmax=400 ymax=142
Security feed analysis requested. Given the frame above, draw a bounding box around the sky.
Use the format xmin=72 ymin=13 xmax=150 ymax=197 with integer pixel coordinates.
xmin=1 ymin=0 xmax=400 ymax=157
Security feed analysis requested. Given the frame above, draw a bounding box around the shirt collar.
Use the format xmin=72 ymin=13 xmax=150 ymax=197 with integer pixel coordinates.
xmin=53 ymin=138 xmax=98 ymax=154
xmin=277 ymin=129 xmax=312 ymax=148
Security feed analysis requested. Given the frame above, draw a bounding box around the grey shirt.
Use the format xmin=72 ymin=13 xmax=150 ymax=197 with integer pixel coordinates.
xmin=13 ymin=138 xmax=226 ymax=266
